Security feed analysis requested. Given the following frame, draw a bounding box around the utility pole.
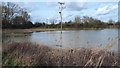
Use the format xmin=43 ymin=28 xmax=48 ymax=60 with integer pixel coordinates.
xmin=58 ymin=2 xmax=65 ymax=34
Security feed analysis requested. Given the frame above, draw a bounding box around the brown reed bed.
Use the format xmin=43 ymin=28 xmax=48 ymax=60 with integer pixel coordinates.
xmin=2 ymin=41 xmax=120 ymax=67
xmin=2 ymin=28 xmax=58 ymax=34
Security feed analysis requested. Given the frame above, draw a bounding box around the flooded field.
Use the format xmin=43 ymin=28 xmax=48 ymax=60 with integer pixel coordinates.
xmin=3 ymin=29 xmax=119 ymax=51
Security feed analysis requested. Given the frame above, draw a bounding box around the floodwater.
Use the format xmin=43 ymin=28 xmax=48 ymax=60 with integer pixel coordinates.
xmin=3 ymin=29 xmax=119 ymax=51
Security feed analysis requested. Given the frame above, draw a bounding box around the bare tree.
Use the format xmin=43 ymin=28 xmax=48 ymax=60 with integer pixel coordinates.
xmin=2 ymin=2 xmax=31 ymax=28
xmin=108 ymin=19 xmax=114 ymax=23
xmin=50 ymin=18 xmax=57 ymax=25
xmin=2 ymin=2 xmax=20 ymax=23
xmin=74 ymin=16 xmax=81 ymax=23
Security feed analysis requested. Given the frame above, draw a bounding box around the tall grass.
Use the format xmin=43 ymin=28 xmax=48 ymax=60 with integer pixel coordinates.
xmin=2 ymin=41 xmax=119 ymax=67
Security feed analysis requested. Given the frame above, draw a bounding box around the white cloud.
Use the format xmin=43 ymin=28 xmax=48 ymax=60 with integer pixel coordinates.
xmin=15 ymin=2 xmax=41 ymax=12
xmin=65 ymin=2 xmax=87 ymax=11
xmin=95 ymin=4 xmax=118 ymax=15
xmin=47 ymin=2 xmax=87 ymax=11
xmin=28 ymin=13 xmax=32 ymax=15
xmin=2 ymin=0 xmax=119 ymax=2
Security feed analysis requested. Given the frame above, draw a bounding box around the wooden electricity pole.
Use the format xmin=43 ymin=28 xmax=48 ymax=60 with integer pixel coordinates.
xmin=58 ymin=2 xmax=65 ymax=33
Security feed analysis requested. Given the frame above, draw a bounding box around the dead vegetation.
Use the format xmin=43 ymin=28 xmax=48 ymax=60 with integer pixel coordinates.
xmin=2 ymin=28 xmax=58 ymax=34
xmin=2 ymin=41 xmax=119 ymax=67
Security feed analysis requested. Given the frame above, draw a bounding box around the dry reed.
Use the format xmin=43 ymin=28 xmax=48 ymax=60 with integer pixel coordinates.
xmin=2 ymin=41 xmax=119 ymax=67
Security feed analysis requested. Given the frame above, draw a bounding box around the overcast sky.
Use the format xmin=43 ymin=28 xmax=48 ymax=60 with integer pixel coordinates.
xmin=14 ymin=2 xmax=118 ymax=23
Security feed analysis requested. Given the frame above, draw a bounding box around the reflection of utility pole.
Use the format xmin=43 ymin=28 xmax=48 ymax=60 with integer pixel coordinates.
xmin=58 ymin=2 xmax=65 ymax=34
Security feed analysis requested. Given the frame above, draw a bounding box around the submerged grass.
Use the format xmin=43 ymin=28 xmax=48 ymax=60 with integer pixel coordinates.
xmin=3 ymin=33 xmax=30 ymax=37
xmin=2 ymin=41 xmax=120 ymax=67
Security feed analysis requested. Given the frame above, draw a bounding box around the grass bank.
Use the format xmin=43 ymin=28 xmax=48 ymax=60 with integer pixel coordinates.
xmin=2 ymin=41 xmax=119 ymax=67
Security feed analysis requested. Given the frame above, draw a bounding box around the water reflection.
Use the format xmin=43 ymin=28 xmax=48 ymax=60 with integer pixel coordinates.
xmin=3 ymin=29 xmax=119 ymax=51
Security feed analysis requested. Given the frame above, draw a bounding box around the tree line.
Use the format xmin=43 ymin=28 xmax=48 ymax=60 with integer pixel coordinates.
xmin=1 ymin=2 xmax=120 ymax=29
xmin=34 ymin=16 xmax=120 ymax=29
xmin=2 ymin=2 xmax=33 ymax=29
